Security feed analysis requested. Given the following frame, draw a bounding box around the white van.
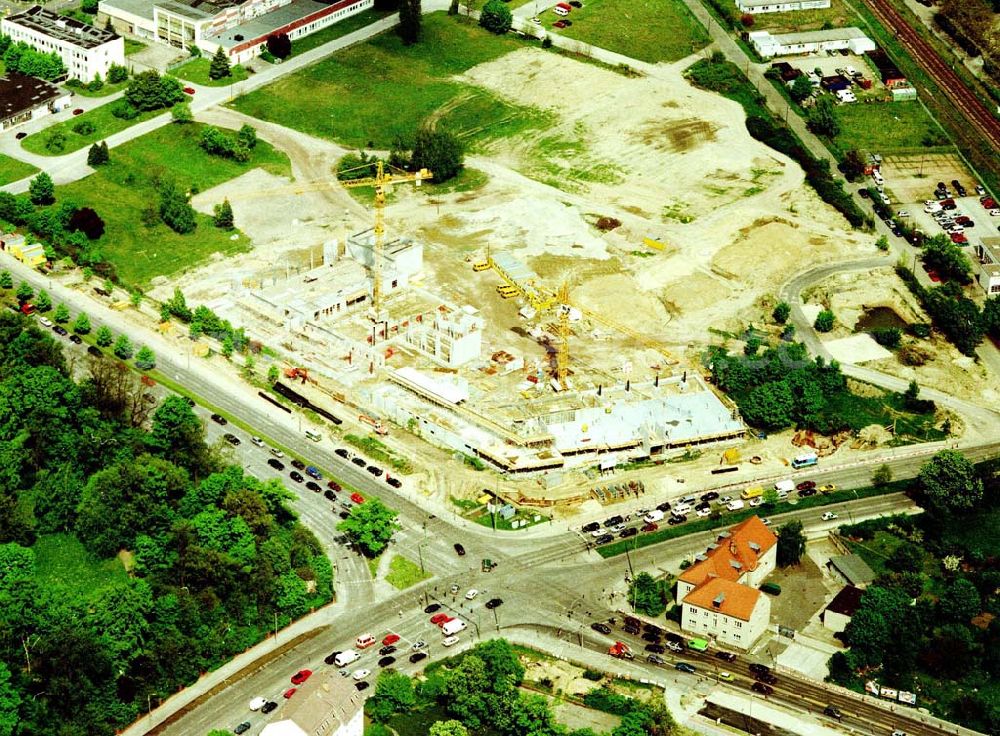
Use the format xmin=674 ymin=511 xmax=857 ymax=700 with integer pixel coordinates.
xmin=872 ymin=170 xmax=884 ymax=186
xmin=774 ymin=479 xmax=795 ymax=493
xmin=441 ymin=619 xmax=467 ymax=637
xmin=335 ymin=649 xmax=359 ymax=667
xmin=727 ymin=499 xmax=745 ymax=512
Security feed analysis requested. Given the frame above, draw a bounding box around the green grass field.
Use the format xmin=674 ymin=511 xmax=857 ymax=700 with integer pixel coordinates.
xmin=829 ymin=100 xmax=951 ymax=157
xmin=20 ymin=102 xmax=166 ymax=157
xmin=33 ymin=533 xmax=127 ymax=599
xmin=385 ymin=555 xmax=431 ymax=589
xmin=124 ymin=39 xmax=147 ymax=56
xmin=550 ymin=0 xmax=709 ymax=63
xmin=231 ymin=13 xmax=550 ymax=150
xmin=290 ymin=7 xmax=393 ymax=55
xmin=749 ymin=0 xmax=854 ymax=31
xmin=56 ymin=122 xmax=290 ymax=286
xmin=173 ymin=58 xmax=249 ymax=87
xmin=0 ymin=154 xmax=39 ymax=186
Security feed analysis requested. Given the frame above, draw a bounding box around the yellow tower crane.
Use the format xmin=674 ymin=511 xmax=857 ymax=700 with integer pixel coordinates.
xmin=340 ymin=162 xmax=432 ymax=320
xmin=555 ymin=281 xmax=571 ymax=391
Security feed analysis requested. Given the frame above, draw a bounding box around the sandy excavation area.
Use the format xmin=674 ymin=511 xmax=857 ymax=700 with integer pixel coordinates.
xmin=163 ymin=45 xmax=874 ymax=371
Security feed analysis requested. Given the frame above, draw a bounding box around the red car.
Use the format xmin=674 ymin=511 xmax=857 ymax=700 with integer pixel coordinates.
xmin=183 ymin=86 xmax=195 ymax=95
xmin=641 ymin=523 xmax=658 ymax=532
xmin=436 ymin=615 xmax=455 ymax=627
xmin=382 ymin=633 xmax=400 ymax=646
xmin=350 ymin=492 xmax=365 ymax=504
xmin=283 ymin=687 xmax=297 ymax=699
xmin=430 ymin=613 xmax=449 ymax=625
xmin=290 ymin=669 xmax=312 ymax=685
xmin=72 ymin=108 xmax=84 ymax=115
xmin=950 ymin=232 xmax=968 ymax=244
xmin=327 ymin=480 xmax=341 ymax=492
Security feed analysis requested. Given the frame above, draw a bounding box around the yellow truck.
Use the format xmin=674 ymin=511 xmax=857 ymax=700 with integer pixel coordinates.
xmin=740 ymin=486 xmax=764 ymax=500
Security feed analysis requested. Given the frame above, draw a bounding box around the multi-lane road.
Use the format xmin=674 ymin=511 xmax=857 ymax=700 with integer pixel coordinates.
xmin=8 ymin=256 xmax=998 ymax=736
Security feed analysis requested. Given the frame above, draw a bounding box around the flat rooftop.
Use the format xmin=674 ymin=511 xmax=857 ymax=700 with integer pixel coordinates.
xmin=5 ymin=5 xmax=118 ymax=48
xmin=754 ymin=27 xmax=869 ymax=44
xmin=99 ymin=0 xmax=156 ymax=21
xmin=212 ymin=0 xmax=343 ymax=47
xmin=0 ymin=72 xmax=65 ymax=120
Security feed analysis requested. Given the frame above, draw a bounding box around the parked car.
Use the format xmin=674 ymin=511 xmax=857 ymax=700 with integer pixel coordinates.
xmin=454 ymin=543 xmax=466 ymax=556
xmin=222 ymin=433 xmax=240 ymax=446
xmin=290 ymin=471 xmax=304 ymax=483
xmin=424 ymin=603 xmax=441 ymax=614
xmin=647 ymin=654 xmax=666 ymax=664
xmin=327 ymin=480 xmax=342 ymax=491
xmin=350 ymin=492 xmax=365 ymax=504
xmin=796 ymin=480 xmax=816 ymax=491
xmin=235 ymin=723 xmax=251 ymax=734
xmin=383 ymin=633 xmax=400 ymax=646
xmin=324 ymin=650 xmax=342 ymax=665
xmin=485 ymin=598 xmax=503 ymax=609
xmin=819 ymin=483 xmax=836 ymax=492
xmin=260 ymin=701 xmax=278 ymax=714
xmin=183 ymin=86 xmax=195 ymax=95
xmin=283 ymin=687 xmax=297 ymax=699
xmin=409 ymin=652 xmax=428 ymax=664
xmin=751 ymin=682 xmax=774 ymax=695
xmin=378 ymin=656 xmax=396 ymax=667
xmin=291 ymin=669 xmax=312 ymax=685
xmin=268 ymin=458 xmax=285 ymax=471
xmin=210 ymin=414 xmax=227 ymax=425
xmin=355 ymin=681 xmax=370 ymax=691
xmin=594 ymin=534 xmax=614 ymax=544
xmin=754 ymin=671 xmax=778 ymax=685
xmin=824 ymin=705 xmax=843 ymax=720
xmin=619 ymin=527 xmax=637 ymax=538
xmin=641 ymin=522 xmax=659 ymax=532
xmin=249 ymin=696 xmax=267 ymax=711
xmin=645 ymin=643 xmax=666 ymax=654
xmin=591 ymin=622 xmax=612 ymax=635
xmin=675 ymin=662 xmax=696 ymax=673
xmin=821 ymin=511 xmax=839 ymax=521
xmin=387 ymin=477 xmax=402 ymax=488
xmin=68 ymin=334 xmax=82 ymax=344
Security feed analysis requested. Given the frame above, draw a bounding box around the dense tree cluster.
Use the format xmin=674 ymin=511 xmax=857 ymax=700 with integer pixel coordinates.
xmin=921 ymin=233 xmax=973 ymax=284
xmin=0 ymin=314 xmax=331 ymax=735
xmin=708 ymin=342 xmax=855 ymax=431
xmin=830 ymin=455 xmax=1000 ymax=732
xmin=0 ymin=192 xmax=112 ymax=274
xmin=384 ymin=639 xmax=678 ymax=736
xmin=122 ymin=71 xmax=185 ymax=115
xmin=0 ymin=36 xmax=66 ymax=80
xmin=628 ymin=572 xmax=670 ymax=616
xmin=895 ymin=265 xmax=994 ymax=356
xmin=199 ymin=124 xmax=257 ymax=162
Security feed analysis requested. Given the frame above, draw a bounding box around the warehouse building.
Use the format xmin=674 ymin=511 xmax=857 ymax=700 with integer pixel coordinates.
xmin=748 ymin=28 xmax=876 ymax=58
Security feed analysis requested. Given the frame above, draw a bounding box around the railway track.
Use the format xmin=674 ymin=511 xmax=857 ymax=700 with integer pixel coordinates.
xmin=861 ymin=0 xmax=1000 ymax=152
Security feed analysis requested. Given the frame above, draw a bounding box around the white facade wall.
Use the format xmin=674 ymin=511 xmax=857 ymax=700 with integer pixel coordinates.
xmin=98 ymin=3 xmax=155 ymax=38
xmin=681 ymin=595 xmax=771 ymax=650
xmin=743 ymin=545 xmax=776 ymax=588
xmin=0 ymin=17 xmax=124 ymax=81
xmin=736 ymin=0 xmax=829 ymax=13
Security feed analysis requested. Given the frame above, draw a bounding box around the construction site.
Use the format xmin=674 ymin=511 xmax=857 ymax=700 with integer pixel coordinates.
xmin=160 ymin=46 xmax=881 ymax=490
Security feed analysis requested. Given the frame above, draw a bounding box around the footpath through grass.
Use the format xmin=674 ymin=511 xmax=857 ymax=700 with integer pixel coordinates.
xmin=0 ymin=154 xmax=39 ymax=186
xmin=597 ymin=480 xmax=912 ymax=558
xmin=21 ymin=102 xmax=166 ymax=157
xmin=231 ymin=13 xmax=551 ymax=150
xmin=173 ymin=58 xmax=249 ymax=87
xmin=55 ymin=122 xmax=290 ymax=286
xmin=553 ymin=0 xmax=709 ymax=63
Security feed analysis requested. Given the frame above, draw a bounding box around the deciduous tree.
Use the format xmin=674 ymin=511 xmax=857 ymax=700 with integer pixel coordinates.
xmin=135 ymin=345 xmax=156 ymax=370
xmin=53 ymin=303 xmax=70 ymax=324
xmin=338 ymin=498 xmax=400 ymax=556
xmin=95 ymin=325 xmax=113 ymax=347
xmin=918 ymin=449 xmax=983 ymax=515
xmin=34 ymin=290 xmax=52 ymax=312
xmin=772 ymin=301 xmax=790 ymax=323
xmin=398 ymin=0 xmax=421 ymax=45
xmin=814 ymin=309 xmax=835 ymax=332
xmin=411 ymin=127 xmax=464 ymax=182
xmin=368 ymin=670 xmax=416 ymax=721
xmin=777 ymin=519 xmax=806 ymax=566
xmin=480 ymin=0 xmax=513 ymax=33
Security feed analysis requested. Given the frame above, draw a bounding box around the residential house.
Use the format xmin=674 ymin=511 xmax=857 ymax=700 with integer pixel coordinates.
xmin=677 ymin=516 xmax=778 ymax=650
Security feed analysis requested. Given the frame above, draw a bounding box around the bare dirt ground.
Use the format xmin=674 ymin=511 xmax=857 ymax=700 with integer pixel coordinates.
xmin=880 ymin=151 xmax=974 ymax=204
xmin=151 ymin=44 xmax=891 ymax=504
xmin=806 ymin=268 xmax=1000 ymax=404
xmin=764 ymin=553 xmax=830 ymax=631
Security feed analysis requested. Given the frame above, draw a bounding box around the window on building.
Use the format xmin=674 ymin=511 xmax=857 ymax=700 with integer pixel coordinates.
xmin=736 ymin=621 xmax=742 ymax=628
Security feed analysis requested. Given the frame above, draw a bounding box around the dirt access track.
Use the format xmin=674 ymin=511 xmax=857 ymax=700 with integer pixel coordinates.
xmin=173 ymin=45 xmax=873 ymax=370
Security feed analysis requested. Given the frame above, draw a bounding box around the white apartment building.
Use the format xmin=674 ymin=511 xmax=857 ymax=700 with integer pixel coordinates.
xmin=1 ymin=5 xmax=124 ymax=82
xmin=676 ymin=516 xmax=778 ymax=650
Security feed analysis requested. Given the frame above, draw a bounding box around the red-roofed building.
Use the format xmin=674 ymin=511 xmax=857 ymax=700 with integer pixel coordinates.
xmin=677 ymin=516 xmax=777 ymax=650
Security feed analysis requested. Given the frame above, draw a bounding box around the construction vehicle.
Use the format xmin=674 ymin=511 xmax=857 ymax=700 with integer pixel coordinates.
xmin=285 ymin=367 xmax=310 ymax=384
xmin=609 ymin=641 xmax=634 ymax=660
xmin=359 ymin=414 xmax=388 ymax=436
